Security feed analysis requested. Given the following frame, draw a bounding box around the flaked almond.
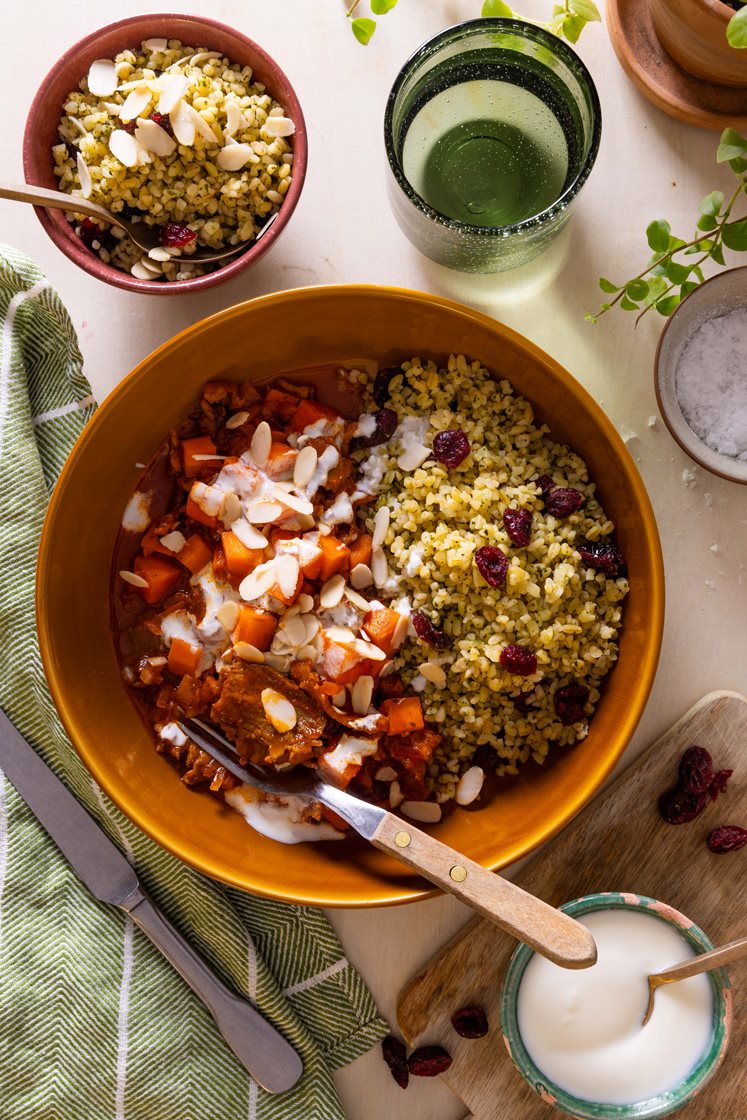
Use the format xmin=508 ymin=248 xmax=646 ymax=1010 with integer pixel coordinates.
xmin=239 ymin=561 xmax=277 ymax=601
xmin=148 ymin=246 xmax=173 ymax=262
xmin=231 ymin=518 xmax=267 ymax=549
xmin=375 ymin=766 xmax=397 ymax=782
xmin=389 ymin=781 xmax=404 ymax=809
xmin=348 ymin=637 xmax=386 ymax=661
xmin=344 ymin=586 xmax=371 ymax=611
xmin=371 ymin=548 xmax=389 ymax=588
xmin=192 ymin=453 xmax=226 ymax=462
xmin=419 ymin=661 xmax=447 ymax=688
xmin=455 ymin=766 xmax=485 ymax=807
xmin=221 ymin=492 xmax=243 ymax=526
xmin=120 ymin=86 xmax=152 ymax=123
xmin=372 ymin=506 xmax=390 ymax=550
xmin=276 ymin=554 xmax=300 ymax=599
xmin=319 ymin=574 xmax=345 ymax=610
xmin=226 ymin=410 xmax=250 ymax=429
xmin=135 ymin=117 xmax=176 ymax=157
xmin=297 ymin=593 xmax=314 ymax=613
xmin=391 ymin=612 xmax=410 ymax=651
xmin=188 ymin=51 xmax=222 ymax=64
xmin=87 ymin=58 xmax=118 ymax=97
xmin=216 ymin=600 xmax=240 ymax=632
xmin=159 ymin=530 xmax=186 ymax=553
xmin=142 ymin=37 xmax=168 ymax=50
xmin=245 ymin=498 xmax=284 ymax=524
xmin=109 ymin=129 xmax=143 ymax=168
xmin=130 ymin=261 xmax=158 ymax=281
xmin=325 ymin=626 xmax=357 ymax=644
xmin=216 ymin=143 xmax=254 ymax=171
xmin=293 ymin=445 xmax=318 ymax=488
xmin=264 ymin=652 xmax=291 ymax=671
xmin=176 ymin=100 xmax=216 ymax=143
xmin=119 ymin=570 xmax=149 ymax=588
xmin=170 ymin=101 xmax=196 ymax=145
xmin=401 ymin=800 xmax=442 ymax=823
xmin=76 ymin=154 xmax=92 ymax=199
xmin=280 ymin=613 xmax=307 ymax=647
xmin=263 ymin=116 xmax=295 ymax=138
xmin=297 ymin=643 xmax=318 ymax=662
xmin=234 ymin=642 xmax=265 ymax=664
xmin=157 ymin=73 xmax=190 ymax=115
xmin=351 ymin=675 xmax=374 ymax=715
xmin=302 ymin=615 xmax=320 ymax=643
xmin=332 ymin=689 xmax=346 ymax=707
xmin=250 ymin=420 xmax=272 ymax=467
xmin=350 ymin=563 xmax=373 ymax=590
xmin=274 ymin=488 xmax=313 ymax=516
xmin=224 ymin=100 xmax=246 ymax=137
xmin=397 ymin=443 xmax=431 ymax=472
xmin=261 ymin=688 xmax=297 ymax=732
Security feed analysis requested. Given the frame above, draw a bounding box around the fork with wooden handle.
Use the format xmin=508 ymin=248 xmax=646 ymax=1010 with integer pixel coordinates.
xmin=181 ymin=718 xmax=598 ymax=970
xmin=642 ymin=934 xmax=747 ymax=1025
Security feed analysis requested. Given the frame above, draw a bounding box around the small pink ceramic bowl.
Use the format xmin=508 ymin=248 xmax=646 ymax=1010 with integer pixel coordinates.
xmin=23 ymin=14 xmax=307 ymax=295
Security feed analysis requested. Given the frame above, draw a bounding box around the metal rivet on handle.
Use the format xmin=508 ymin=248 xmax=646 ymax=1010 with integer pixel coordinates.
xmin=449 ymin=864 xmax=467 ymax=882
xmin=394 ymin=831 xmax=411 ymax=848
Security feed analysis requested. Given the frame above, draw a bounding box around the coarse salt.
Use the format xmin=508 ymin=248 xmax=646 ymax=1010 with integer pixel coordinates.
xmin=675 ymin=308 xmax=747 ymax=460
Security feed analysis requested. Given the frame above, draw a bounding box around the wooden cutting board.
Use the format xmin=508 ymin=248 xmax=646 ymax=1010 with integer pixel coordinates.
xmin=398 ymin=691 xmax=747 ymax=1120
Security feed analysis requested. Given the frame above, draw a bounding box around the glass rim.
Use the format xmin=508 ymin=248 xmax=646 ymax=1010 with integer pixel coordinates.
xmin=383 ymin=17 xmax=603 ymax=239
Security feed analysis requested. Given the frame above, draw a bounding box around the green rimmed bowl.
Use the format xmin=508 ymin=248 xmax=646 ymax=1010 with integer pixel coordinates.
xmin=500 ymin=892 xmax=732 ymax=1119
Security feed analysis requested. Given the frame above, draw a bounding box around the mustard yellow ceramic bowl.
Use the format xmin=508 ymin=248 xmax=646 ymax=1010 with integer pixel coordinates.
xmin=37 ymin=286 xmax=664 ymax=907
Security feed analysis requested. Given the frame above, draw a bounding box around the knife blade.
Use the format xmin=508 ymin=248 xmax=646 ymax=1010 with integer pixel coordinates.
xmin=0 ymin=708 xmax=303 ymax=1094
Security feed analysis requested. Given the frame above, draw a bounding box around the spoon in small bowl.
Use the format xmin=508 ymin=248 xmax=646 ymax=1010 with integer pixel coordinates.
xmin=0 ymin=179 xmax=275 ymax=262
xmin=643 ymin=934 xmax=747 ymax=1026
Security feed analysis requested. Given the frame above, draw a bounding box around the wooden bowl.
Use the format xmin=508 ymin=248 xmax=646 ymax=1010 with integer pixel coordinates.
xmin=36 ymin=286 xmax=664 ymax=907
xmin=22 ymin=14 xmax=307 ymax=295
xmin=649 ymin=0 xmax=747 ymax=88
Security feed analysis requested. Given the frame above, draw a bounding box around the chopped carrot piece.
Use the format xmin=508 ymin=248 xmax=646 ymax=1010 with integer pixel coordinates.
xmin=269 ymin=528 xmax=297 ymax=547
xmin=167 ymin=637 xmax=202 ymax=677
xmin=318 ymin=535 xmax=350 ymax=581
xmin=265 ymin=441 xmax=298 ymax=478
xmin=270 ymin=570 xmax=304 ymax=606
xmin=334 ymin=660 xmax=381 ymax=685
xmin=289 ymin=398 xmax=341 ymax=433
xmin=139 ymin=526 xmax=174 ymax=558
xmin=319 ymin=681 xmax=345 ymax=696
xmin=181 ymin=436 xmax=218 ymax=479
xmin=363 ymin=607 xmax=401 ymax=655
xmin=262 ymin=388 xmax=300 ymax=425
xmin=233 ymin=606 xmax=278 ymax=651
xmin=185 ymin=494 xmax=219 ymax=529
xmin=178 ymin=534 xmax=213 ymax=575
xmin=381 ymin=697 xmax=425 ymax=735
xmin=212 ymin=541 xmax=227 ymax=579
xmin=319 ymin=806 xmax=351 ymax=832
xmin=221 ymin=531 xmax=264 ymax=579
xmin=133 ymin=553 xmax=182 ymax=605
xmin=348 ymin=533 xmax=373 ymax=571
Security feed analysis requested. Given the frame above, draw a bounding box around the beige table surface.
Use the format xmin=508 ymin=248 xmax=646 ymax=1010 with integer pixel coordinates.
xmin=3 ymin=1 xmax=746 ymax=1116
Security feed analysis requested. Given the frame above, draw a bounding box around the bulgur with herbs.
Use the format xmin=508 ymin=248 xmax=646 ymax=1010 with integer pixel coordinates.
xmin=113 ymin=357 xmax=627 ymax=842
xmin=53 ymin=38 xmax=294 ymax=282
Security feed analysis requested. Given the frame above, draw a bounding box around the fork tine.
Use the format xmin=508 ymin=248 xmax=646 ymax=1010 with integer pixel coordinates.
xmin=178 ymin=718 xmax=270 ymax=791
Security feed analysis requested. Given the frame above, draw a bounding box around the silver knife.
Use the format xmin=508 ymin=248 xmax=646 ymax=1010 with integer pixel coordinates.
xmin=0 ymin=708 xmax=303 ymax=1094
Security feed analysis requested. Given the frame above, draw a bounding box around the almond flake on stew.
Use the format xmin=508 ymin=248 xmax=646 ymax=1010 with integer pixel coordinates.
xmin=419 ymin=662 xmax=447 ymax=688
xmin=234 ymin=641 xmax=266 ymax=664
xmin=87 ymin=58 xmax=118 ymax=97
xmin=325 ymin=626 xmax=356 ymax=644
xmin=119 ymin=570 xmax=149 ymax=588
xmin=389 ymin=780 xmax=404 ymax=809
xmin=319 ymin=574 xmax=345 ymax=609
xmin=350 ymin=563 xmax=373 ymax=590
xmin=303 ymin=616 xmax=320 ymax=643
xmin=192 ymin=453 xmax=227 ymax=461
xmin=344 ymin=586 xmax=371 ymax=611
xmin=216 ymin=601 xmax=240 ymax=632
xmin=274 ymin=489 xmax=314 ymax=516
xmin=221 ymin=492 xmax=243 ymax=526
xmin=246 ymin=498 xmax=284 ymax=525
xmin=225 ymin=410 xmax=250 ymax=430
xmin=375 ymin=766 xmax=397 ymax=782
xmin=371 ymin=548 xmax=389 ymax=588
xmin=261 ymin=688 xmax=298 ymax=733
xmin=455 ymin=766 xmax=485 ymax=806
xmin=76 ymin=154 xmax=92 ymax=199
xmin=276 ymin=554 xmax=300 ymax=599
xmin=401 ymin=800 xmax=442 ymax=823
xmin=281 ymin=614 xmax=307 ymax=647
xmin=351 ymin=675 xmax=374 ymax=715
xmin=239 ymin=562 xmax=277 ymax=601
xmin=391 ymin=612 xmax=410 ymax=650
xmin=297 ymin=594 xmax=314 ymax=613
xmin=293 ymin=445 xmax=318 ymax=488
xmin=231 ymin=518 xmax=267 ymax=549
xmin=159 ymin=530 xmax=187 ymax=553
xmin=109 ymin=129 xmax=143 ymax=168
xmin=397 ymin=443 xmax=431 ymax=472
xmin=372 ymin=506 xmax=390 ymax=550
xmin=348 ymin=637 xmax=387 ymax=661
xmin=250 ymin=421 xmax=272 ymax=467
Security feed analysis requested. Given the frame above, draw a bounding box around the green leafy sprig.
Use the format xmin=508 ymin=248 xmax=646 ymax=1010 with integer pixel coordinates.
xmin=588 ymin=129 xmax=747 ymax=323
xmin=727 ymin=2 xmax=747 ymax=48
xmin=347 ymin=0 xmax=601 ymax=46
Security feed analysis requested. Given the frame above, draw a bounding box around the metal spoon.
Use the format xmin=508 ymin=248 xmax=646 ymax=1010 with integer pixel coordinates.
xmin=180 ymin=717 xmax=598 ymax=971
xmin=0 ymin=179 xmax=276 ymax=262
xmin=642 ymin=934 xmax=747 ymax=1025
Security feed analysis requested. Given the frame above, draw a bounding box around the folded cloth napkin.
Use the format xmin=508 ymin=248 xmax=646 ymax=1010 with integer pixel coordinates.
xmin=0 ymin=245 xmax=388 ymax=1119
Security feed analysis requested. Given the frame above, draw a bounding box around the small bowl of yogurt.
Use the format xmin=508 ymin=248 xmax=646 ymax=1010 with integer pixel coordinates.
xmin=655 ymin=267 xmax=747 ymax=484
xmin=500 ymin=892 xmax=731 ymax=1119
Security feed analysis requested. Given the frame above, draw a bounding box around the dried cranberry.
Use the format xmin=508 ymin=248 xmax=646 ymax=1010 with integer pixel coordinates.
xmin=160 ymin=221 xmax=198 ymax=247
xmin=474 ymin=546 xmax=509 ymax=589
xmin=553 ymin=683 xmax=589 ymax=725
xmin=149 ymin=110 xmax=174 ymax=137
xmin=678 ymin=746 xmax=715 ymax=795
xmin=503 ymin=508 xmax=532 ymax=547
xmin=706 ymin=825 xmax=747 ymax=853
xmin=499 ymin=645 xmax=537 ymax=677
xmin=77 ymin=218 xmax=102 ymax=250
xmin=472 ymin=744 xmax=498 ymax=772
xmin=545 ymin=487 xmax=584 ymax=518
xmin=577 ymin=539 xmax=627 ymax=578
xmin=381 ymin=1035 xmax=409 ymax=1089
xmin=513 ymin=691 xmax=534 ymax=713
xmin=411 ymin=610 xmax=450 ymax=650
xmin=451 ymin=1006 xmax=489 ymax=1038
xmin=373 ymin=366 xmax=405 ymax=407
xmin=408 ymin=1045 xmax=453 ymax=1077
xmin=121 ymin=119 xmax=137 ymax=135
xmin=433 ymin=429 xmax=470 ymax=468
xmin=349 ymin=408 xmax=398 ymax=451
xmin=534 ymin=474 xmax=555 ymax=496
xmin=709 ymin=769 xmax=733 ymax=801
xmin=658 ymin=785 xmax=708 ymax=825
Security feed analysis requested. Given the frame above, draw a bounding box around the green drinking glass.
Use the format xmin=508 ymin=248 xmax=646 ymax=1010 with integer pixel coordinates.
xmin=384 ymin=18 xmax=602 ymax=274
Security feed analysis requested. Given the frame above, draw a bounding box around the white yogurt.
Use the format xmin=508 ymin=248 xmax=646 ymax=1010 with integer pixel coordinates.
xmin=225 ymin=786 xmax=345 ymax=844
xmin=516 ymin=908 xmax=714 ymax=1105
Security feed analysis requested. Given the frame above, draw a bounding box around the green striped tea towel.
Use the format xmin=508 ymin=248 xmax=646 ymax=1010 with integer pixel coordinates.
xmin=0 ymin=244 xmax=387 ymax=1119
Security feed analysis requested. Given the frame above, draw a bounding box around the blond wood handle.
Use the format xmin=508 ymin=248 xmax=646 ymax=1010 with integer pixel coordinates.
xmin=654 ymin=935 xmax=747 ymax=984
xmin=0 ymin=179 xmax=116 ymax=224
xmin=371 ymin=813 xmax=597 ymax=969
